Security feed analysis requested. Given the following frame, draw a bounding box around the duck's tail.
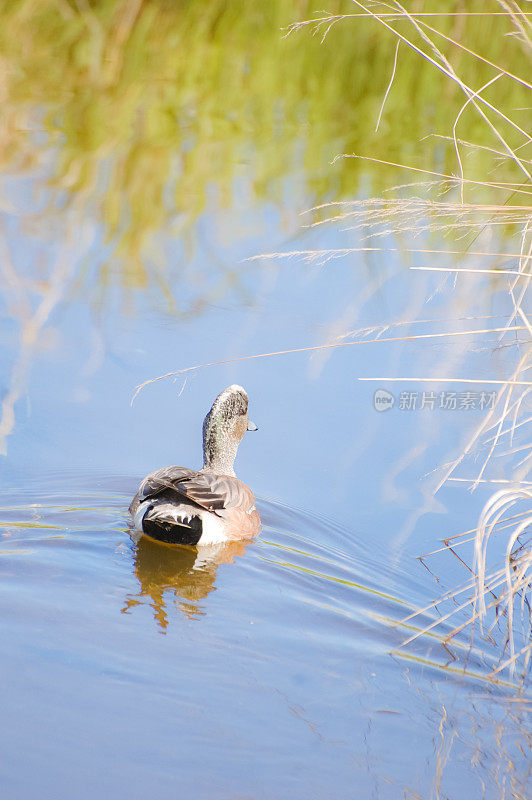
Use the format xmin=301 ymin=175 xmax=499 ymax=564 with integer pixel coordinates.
xmin=133 ymin=500 xmax=203 ymax=545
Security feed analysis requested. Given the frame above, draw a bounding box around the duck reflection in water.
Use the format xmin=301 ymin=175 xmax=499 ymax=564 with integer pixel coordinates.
xmin=123 ymin=532 xmax=249 ymax=629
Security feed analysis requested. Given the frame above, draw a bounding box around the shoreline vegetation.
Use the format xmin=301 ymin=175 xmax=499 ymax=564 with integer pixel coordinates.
xmin=282 ymin=1 xmax=532 ymax=680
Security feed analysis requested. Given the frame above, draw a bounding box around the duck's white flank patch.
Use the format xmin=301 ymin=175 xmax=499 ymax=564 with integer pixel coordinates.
xmin=133 ymin=500 xmax=228 ymax=545
xmin=197 ymin=509 xmax=229 ymax=545
xmin=133 ymin=500 xmax=150 ymax=531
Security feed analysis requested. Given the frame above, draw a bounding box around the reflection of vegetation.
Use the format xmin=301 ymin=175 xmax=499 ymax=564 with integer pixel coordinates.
xmin=428 ymin=693 xmax=532 ymax=799
xmin=1 ymin=1 xmax=530 ymax=281
xmin=0 ymin=225 xmax=77 ymax=454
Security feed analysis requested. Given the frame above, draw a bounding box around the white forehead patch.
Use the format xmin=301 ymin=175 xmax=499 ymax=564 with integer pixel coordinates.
xmin=218 ymin=384 xmax=246 ymax=401
xmin=211 ymin=385 xmax=248 ymax=413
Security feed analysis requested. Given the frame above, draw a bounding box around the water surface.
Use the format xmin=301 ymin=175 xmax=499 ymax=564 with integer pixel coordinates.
xmin=2 ymin=478 xmax=529 ymax=799
xmin=1 ymin=3 xmax=531 ymax=798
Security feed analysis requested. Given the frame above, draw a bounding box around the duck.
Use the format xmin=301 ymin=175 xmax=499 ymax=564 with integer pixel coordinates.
xmin=129 ymin=385 xmax=260 ymax=545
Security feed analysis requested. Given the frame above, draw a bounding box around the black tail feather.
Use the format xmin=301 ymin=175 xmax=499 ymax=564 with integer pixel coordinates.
xmin=142 ymin=510 xmax=203 ymax=546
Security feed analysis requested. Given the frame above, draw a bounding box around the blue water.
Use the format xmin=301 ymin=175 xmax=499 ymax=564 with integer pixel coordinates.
xmin=0 ymin=169 xmax=530 ymax=798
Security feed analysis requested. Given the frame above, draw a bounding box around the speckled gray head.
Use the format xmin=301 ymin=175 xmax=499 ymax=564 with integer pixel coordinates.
xmin=202 ymin=385 xmax=257 ymax=476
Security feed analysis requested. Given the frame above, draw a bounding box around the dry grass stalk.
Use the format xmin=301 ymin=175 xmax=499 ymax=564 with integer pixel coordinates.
xmin=286 ymin=1 xmax=532 ymax=678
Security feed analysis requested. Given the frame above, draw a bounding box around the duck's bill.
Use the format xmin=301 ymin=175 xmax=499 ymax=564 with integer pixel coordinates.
xmin=247 ymin=420 xmax=258 ymax=431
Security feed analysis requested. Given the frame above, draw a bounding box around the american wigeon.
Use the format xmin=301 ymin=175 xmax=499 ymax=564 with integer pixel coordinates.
xmin=129 ymin=385 xmax=260 ymax=545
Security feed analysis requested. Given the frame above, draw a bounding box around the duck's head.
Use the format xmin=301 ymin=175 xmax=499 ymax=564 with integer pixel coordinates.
xmin=202 ymin=385 xmax=257 ymax=475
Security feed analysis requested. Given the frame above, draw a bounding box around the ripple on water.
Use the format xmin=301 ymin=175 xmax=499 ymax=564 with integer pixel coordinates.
xmin=0 ymin=478 xmax=529 ymax=799
xmin=0 ymin=481 xmax=517 ymax=681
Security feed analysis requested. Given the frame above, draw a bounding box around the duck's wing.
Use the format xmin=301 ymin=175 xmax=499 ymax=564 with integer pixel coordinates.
xmin=130 ymin=467 xmax=255 ymax=516
xmin=178 ymin=472 xmax=255 ymax=514
xmin=129 ymin=466 xmax=197 ymax=514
